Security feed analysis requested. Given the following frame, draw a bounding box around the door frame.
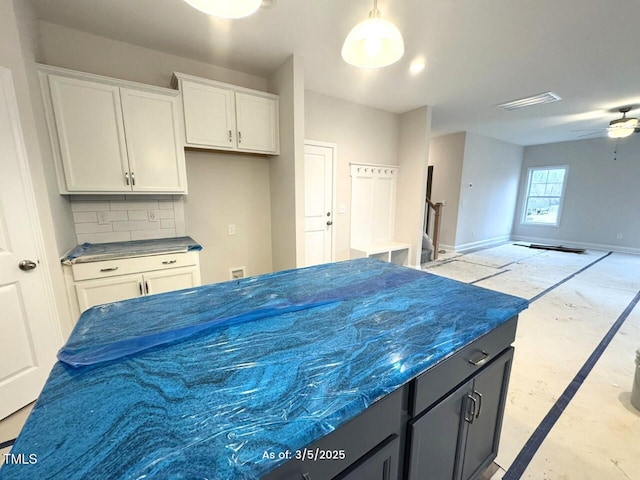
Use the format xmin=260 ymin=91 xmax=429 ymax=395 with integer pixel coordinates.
xmin=303 ymin=140 xmax=337 ymax=263
xmin=1 ymin=66 xmax=62 ymax=415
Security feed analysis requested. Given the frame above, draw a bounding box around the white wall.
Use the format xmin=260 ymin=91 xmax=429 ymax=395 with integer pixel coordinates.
xmin=2 ymin=0 xmax=75 ymax=336
xmin=396 ymin=107 xmax=431 ymax=267
xmin=38 ymin=22 xmax=266 ymax=91
xmin=455 ymin=133 xmax=523 ymax=249
xmin=268 ymin=55 xmax=305 ymax=271
xmin=304 ymin=90 xmax=400 ymax=260
xmin=427 ymin=133 xmax=466 ymax=248
xmin=512 ymin=134 xmax=640 ymax=253
xmin=184 ymin=151 xmax=272 ymax=284
xmin=38 ymin=22 xmax=274 ymax=283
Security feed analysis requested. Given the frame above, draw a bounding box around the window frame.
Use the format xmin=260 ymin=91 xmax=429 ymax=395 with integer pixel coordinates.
xmin=521 ymin=165 xmax=569 ymax=227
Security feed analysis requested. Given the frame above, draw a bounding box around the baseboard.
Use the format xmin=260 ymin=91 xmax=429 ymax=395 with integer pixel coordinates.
xmin=452 ymin=236 xmax=512 ymax=254
xmin=510 ymin=235 xmax=640 ymax=255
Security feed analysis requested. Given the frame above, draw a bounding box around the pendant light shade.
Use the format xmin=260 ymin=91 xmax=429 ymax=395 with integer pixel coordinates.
xmin=183 ymin=0 xmax=261 ymax=19
xmin=342 ymin=1 xmax=404 ymax=68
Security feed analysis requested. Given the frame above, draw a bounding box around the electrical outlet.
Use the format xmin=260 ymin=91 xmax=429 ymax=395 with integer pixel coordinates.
xmin=97 ymin=211 xmax=109 ymax=225
xmin=228 ymin=224 xmax=236 ymax=235
xmin=230 ymin=267 xmax=246 ymax=280
xmin=147 ymin=210 xmax=156 ymax=222
xmin=616 ymin=233 xmax=623 ymax=239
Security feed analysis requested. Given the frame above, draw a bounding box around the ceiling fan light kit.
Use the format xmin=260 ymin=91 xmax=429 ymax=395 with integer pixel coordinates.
xmin=342 ymin=0 xmax=405 ymax=68
xmin=182 ymin=0 xmax=261 ymax=18
xmin=607 ymin=107 xmax=638 ymax=139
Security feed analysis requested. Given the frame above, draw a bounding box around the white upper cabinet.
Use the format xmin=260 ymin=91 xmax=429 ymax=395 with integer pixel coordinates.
xmin=181 ymin=82 xmax=236 ymax=149
xmin=235 ymin=92 xmax=279 ymax=153
xmin=48 ymin=75 xmax=131 ymax=192
xmin=120 ymin=88 xmax=186 ymax=192
xmin=40 ymin=66 xmax=188 ymax=194
xmin=173 ymin=72 xmax=279 ymax=155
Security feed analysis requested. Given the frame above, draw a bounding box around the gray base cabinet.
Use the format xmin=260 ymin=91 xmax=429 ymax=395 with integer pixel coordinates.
xmin=263 ymin=317 xmax=518 ymax=480
xmin=408 ymin=348 xmax=513 ymax=480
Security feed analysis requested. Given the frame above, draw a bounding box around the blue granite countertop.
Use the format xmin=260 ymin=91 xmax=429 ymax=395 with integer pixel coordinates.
xmin=61 ymin=236 xmax=202 ymax=264
xmin=2 ymin=259 xmax=528 ymax=480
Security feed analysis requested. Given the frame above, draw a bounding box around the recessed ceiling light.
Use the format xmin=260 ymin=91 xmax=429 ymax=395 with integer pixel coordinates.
xmin=410 ymin=60 xmax=426 ymax=74
xmin=496 ymin=92 xmax=562 ymax=111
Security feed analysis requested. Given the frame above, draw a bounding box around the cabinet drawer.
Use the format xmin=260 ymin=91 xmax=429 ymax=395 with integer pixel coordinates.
xmin=71 ymin=252 xmax=198 ymax=281
xmin=411 ymin=316 xmax=518 ymax=416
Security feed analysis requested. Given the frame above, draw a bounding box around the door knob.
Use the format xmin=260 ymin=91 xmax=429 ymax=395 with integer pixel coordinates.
xmin=326 ymin=221 xmax=333 ymax=226
xmin=19 ymin=260 xmax=37 ymax=271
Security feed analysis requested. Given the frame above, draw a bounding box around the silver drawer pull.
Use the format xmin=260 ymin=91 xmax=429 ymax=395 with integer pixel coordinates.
xmin=162 ymin=260 xmax=177 ymax=265
xmin=468 ymin=350 xmax=490 ymax=366
xmin=100 ymin=267 xmax=119 ymax=272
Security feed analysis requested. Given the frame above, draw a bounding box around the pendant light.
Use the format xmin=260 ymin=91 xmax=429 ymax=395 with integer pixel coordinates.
xmin=342 ymin=0 xmax=405 ymax=68
xmin=182 ymin=0 xmax=261 ymax=19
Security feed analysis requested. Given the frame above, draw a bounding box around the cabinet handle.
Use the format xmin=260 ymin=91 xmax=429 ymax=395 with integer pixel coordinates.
xmin=145 ymin=281 xmax=150 ymax=294
xmin=229 ymin=130 xmax=232 ymax=142
xmin=162 ymin=259 xmax=177 ymax=265
xmin=465 ymin=394 xmax=477 ymax=423
xmin=474 ymin=390 xmax=483 ymax=419
xmin=468 ymin=350 xmax=490 ymax=367
xmin=100 ymin=267 xmax=118 ymax=272
xmin=238 ymin=131 xmax=242 ymax=143
xmin=139 ymin=282 xmax=143 ymax=295
xmin=125 ymin=172 xmax=130 ymax=186
xmin=131 ymin=172 xmax=136 ymax=186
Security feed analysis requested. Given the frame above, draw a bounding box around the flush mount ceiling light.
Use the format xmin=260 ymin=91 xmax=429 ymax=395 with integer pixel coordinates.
xmin=342 ymin=0 xmax=405 ymax=69
xmin=607 ymin=107 xmax=638 ymax=139
xmin=182 ymin=0 xmax=261 ymax=19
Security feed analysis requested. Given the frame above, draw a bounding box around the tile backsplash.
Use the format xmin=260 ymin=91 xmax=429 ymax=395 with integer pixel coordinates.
xmin=70 ymin=195 xmax=186 ymax=244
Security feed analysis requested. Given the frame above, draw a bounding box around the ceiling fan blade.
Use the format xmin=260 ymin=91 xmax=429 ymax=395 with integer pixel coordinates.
xmin=577 ymin=132 xmax=602 ymax=138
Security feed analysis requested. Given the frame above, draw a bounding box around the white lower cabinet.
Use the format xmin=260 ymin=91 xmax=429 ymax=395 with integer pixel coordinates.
xmin=64 ymin=252 xmax=201 ymax=322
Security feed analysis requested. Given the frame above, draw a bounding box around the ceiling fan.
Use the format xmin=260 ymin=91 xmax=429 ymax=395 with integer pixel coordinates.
xmin=575 ymin=107 xmax=640 ymax=139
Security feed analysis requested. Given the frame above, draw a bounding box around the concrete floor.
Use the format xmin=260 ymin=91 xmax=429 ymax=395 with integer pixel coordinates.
xmin=2 ymin=244 xmax=639 ymax=478
xmin=424 ymin=244 xmax=640 ymax=480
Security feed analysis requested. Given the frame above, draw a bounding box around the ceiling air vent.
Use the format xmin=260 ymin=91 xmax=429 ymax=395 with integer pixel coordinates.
xmin=496 ymin=92 xmax=561 ymax=111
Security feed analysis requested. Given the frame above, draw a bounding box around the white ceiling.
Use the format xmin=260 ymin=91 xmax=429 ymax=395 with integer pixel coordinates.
xmin=32 ymin=0 xmax=640 ymax=146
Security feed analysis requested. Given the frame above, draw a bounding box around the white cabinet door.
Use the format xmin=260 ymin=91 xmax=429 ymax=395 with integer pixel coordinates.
xmin=181 ymin=81 xmax=236 ymax=149
xmin=120 ymin=88 xmax=187 ymax=193
xmin=143 ymin=266 xmax=201 ymax=296
xmin=75 ymin=274 xmax=143 ymax=313
xmin=235 ymin=92 xmax=279 ymax=153
xmin=48 ymin=75 xmax=130 ymax=191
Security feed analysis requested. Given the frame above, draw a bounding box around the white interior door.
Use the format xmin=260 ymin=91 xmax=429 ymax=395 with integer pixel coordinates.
xmin=303 ymin=142 xmax=335 ymax=266
xmin=0 ymin=67 xmax=62 ymax=420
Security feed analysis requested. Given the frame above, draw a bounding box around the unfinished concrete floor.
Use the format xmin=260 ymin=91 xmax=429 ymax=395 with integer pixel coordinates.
xmin=424 ymin=244 xmax=640 ymax=480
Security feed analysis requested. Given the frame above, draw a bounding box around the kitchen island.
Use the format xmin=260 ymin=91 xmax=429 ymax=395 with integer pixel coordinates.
xmin=1 ymin=259 xmax=528 ymax=480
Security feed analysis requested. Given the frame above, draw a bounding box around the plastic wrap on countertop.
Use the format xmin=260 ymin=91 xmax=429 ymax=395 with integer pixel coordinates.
xmin=1 ymin=258 xmax=529 ymax=480
xmin=61 ymin=236 xmax=202 ymax=264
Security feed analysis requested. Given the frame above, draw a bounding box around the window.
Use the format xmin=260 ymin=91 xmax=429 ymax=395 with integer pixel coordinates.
xmin=522 ymin=166 xmax=567 ymax=225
